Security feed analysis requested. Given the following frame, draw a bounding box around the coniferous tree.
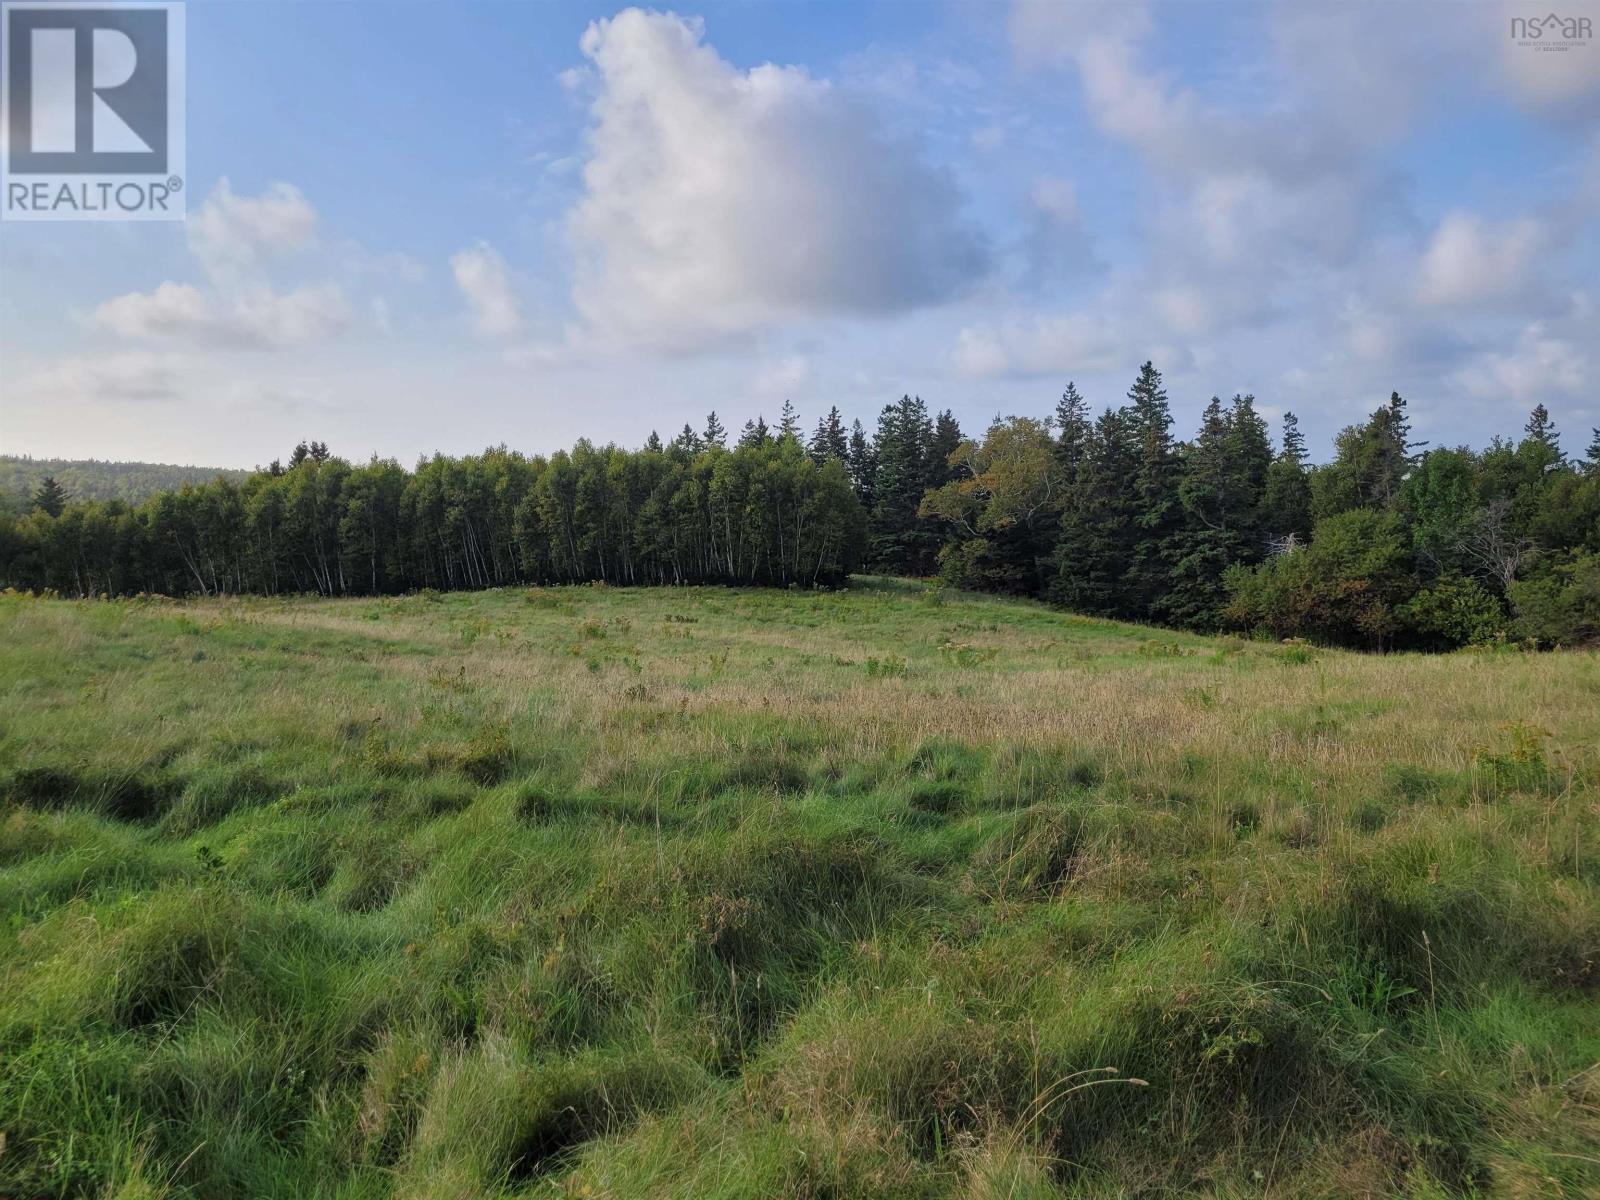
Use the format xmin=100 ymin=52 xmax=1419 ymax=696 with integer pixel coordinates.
xmin=808 ymin=406 xmax=849 ymax=465
xmin=1162 ymin=395 xmax=1272 ymax=628
xmin=928 ymin=409 xmax=963 ymax=489
xmin=644 ymin=430 xmax=663 ymax=453
xmin=31 ymin=476 xmax=68 ymax=518
xmin=703 ymin=411 xmax=727 ymax=450
xmin=1053 ymin=382 xmax=1090 ymax=482
xmin=738 ymin=417 xmax=770 ymax=449
xmin=1520 ymin=403 xmax=1564 ymax=472
xmin=671 ymin=424 xmax=703 ymax=455
xmin=868 ymin=396 xmax=939 ymax=574
xmin=1262 ymin=412 xmax=1313 ymax=544
xmin=1048 ymin=407 xmax=1138 ymax=614
xmin=846 ymin=419 xmax=877 ymax=509
xmin=1312 ymin=392 xmax=1421 ymax=518
xmin=778 ymin=399 xmax=802 ymax=443
xmin=1123 ymin=361 xmax=1184 ymax=617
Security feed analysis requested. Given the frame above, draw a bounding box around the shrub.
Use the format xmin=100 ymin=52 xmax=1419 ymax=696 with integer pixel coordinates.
xmin=1509 ymin=552 xmax=1600 ymax=646
xmin=1402 ymin=575 xmax=1505 ymax=648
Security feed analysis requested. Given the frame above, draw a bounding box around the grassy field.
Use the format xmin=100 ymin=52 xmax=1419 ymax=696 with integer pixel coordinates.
xmin=1 ymin=580 xmax=1596 ymax=1199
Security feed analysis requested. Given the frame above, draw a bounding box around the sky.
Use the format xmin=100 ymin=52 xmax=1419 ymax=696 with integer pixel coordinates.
xmin=1 ymin=0 xmax=1597 ymax=469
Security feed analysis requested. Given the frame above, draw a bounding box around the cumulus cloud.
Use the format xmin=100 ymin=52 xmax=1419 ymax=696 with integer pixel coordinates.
xmin=93 ymin=180 xmax=352 ymax=351
xmin=567 ymin=8 xmax=986 ymax=349
xmin=450 ymin=241 xmax=523 ymax=337
xmin=188 ymin=178 xmax=317 ymax=280
xmin=1415 ymin=212 xmax=1550 ymax=308
xmin=1454 ymin=319 xmax=1591 ymax=404
xmin=96 ymin=281 xmax=351 ymax=349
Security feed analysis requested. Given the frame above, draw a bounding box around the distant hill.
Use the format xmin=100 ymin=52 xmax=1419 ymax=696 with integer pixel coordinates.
xmin=0 ymin=455 xmax=248 ymax=512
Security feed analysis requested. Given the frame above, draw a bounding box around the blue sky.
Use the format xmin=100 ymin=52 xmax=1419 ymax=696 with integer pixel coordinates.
xmin=2 ymin=0 xmax=1597 ymax=468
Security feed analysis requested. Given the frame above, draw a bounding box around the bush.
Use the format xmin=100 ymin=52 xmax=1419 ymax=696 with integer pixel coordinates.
xmin=1224 ymin=509 xmax=1415 ymax=649
xmin=1402 ymin=575 xmax=1506 ymax=649
xmin=1509 ymin=552 xmax=1600 ymax=646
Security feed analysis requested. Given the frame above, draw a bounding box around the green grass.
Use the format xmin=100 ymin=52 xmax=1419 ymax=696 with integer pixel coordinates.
xmin=0 ymin=580 xmax=1596 ymax=1199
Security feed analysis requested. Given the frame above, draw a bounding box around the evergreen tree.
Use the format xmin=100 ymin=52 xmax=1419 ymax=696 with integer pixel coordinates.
xmin=1123 ymin=361 xmax=1183 ymax=617
xmin=1262 ymin=412 xmax=1313 ymax=543
xmin=671 ymin=424 xmax=702 ymax=455
xmin=868 ymin=396 xmax=939 ymax=574
xmin=1052 ymin=382 xmax=1090 ymax=483
xmin=847 ymin=419 xmax=877 ymax=508
xmin=1048 ymin=407 xmax=1138 ymax=614
xmin=1520 ymin=403 xmax=1564 ymax=473
xmin=644 ymin=430 xmax=663 ymax=453
xmin=1587 ymin=428 xmax=1600 ymax=473
xmin=703 ymin=411 xmax=727 ymax=450
xmin=32 ymin=476 xmax=68 ymax=518
xmin=738 ymin=417 xmax=770 ymax=449
xmin=929 ymin=409 xmax=963 ymax=489
xmin=1224 ymin=393 xmax=1272 ymax=530
xmin=1162 ymin=395 xmax=1271 ymax=628
xmin=1312 ymin=392 xmax=1420 ymax=517
xmin=808 ymin=406 xmax=849 ymax=465
xmin=778 ymin=399 xmax=802 ymax=443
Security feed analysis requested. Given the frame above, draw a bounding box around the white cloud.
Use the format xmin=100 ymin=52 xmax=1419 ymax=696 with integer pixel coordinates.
xmin=450 ymin=241 xmax=523 ymax=338
xmin=1455 ymin=320 xmax=1589 ymax=403
xmin=951 ymin=311 xmax=1128 ymax=380
xmin=22 ymin=351 xmax=188 ymax=403
xmin=1415 ymin=212 xmax=1549 ymax=308
xmin=91 ymin=181 xmax=352 ymax=351
xmin=188 ymin=178 xmax=317 ymax=280
xmin=95 ymin=281 xmax=351 ymax=349
xmin=567 ymin=8 xmax=986 ymax=349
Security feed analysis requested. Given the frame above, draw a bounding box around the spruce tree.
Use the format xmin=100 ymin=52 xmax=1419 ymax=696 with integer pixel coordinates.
xmin=1048 ymin=407 xmax=1138 ymax=614
xmin=1053 ymin=382 xmax=1090 ymax=482
xmin=738 ymin=417 xmax=770 ymax=449
xmin=809 ymin=406 xmax=849 ymax=465
xmin=1262 ymin=412 xmax=1313 ymax=543
xmin=1123 ymin=361 xmax=1183 ymax=617
xmin=868 ymin=396 xmax=939 ymax=574
xmin=32 ymin=475 xmax=68 ymax=518
xmin=929 ymin=409 xmax=963 ymax=489
xmin=1313 ymin=393 xmax=1421 ymax=517
xmin=672 ymin=423 xmax=703 ymax=455
xmin=1519 ymin=403 xmax=1564 ymax=473
xmin=778 ymin=399 xmax=802 ymax=443
xmin=644 ymin=430 xmax=663 ymax=453
xmin=703 ymin=411 xmax=727 ymax=450
xmin=1162 ymin=395 xmax=1270 ymax=628
xmin=847 ymin=419 xmax=877 ymax=508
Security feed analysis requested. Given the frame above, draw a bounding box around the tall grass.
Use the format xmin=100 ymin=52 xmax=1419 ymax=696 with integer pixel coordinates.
xmin=0 ymin=582 xmax=1595 ymax=1198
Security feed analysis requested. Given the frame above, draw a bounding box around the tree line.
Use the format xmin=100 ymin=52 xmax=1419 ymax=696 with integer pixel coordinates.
xmin=918 ymin=365 xmax=1599 ymax=649
xmin=4 ymin=369 xmax=1596 ymax=648
xmin=0 ymin=430 xmax=866 ymax=596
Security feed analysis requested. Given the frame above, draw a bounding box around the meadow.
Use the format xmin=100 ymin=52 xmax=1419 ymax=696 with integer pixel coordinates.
xmin=0 ymin=580 xmax=1596 ymax=1199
